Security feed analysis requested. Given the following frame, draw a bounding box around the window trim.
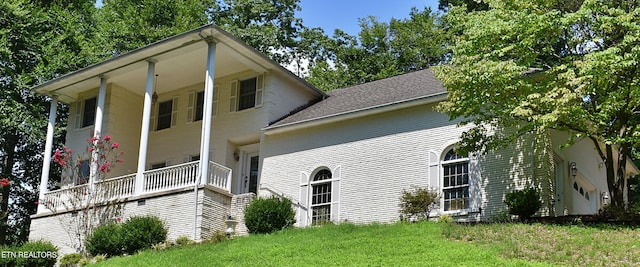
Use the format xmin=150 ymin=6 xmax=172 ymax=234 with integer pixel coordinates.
xmin=154 ymin=96 xmax=178 ymax=131
xmin=310 ymin=169 xmax=333 ymax=225
xmin=441 ymin=148 xmax=470 ymax=212
xmin=75 ymin=97 xmax=97 ymax=130
xmin=230 ymin=74 xmax=264 ymax=112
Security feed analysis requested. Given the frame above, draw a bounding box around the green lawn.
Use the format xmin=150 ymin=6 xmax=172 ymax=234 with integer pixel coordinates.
xmin=90 ymin=222 xmax=640 ymax=267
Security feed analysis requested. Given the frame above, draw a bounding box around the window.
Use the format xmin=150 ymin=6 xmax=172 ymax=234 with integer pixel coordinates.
xmin=194 ymin=91 xmax=204 ymax=121
xmin=442 ymin=149 xmax=469 ymax=211
xmin=238 ymin=78 xmax=257 ymax=111
xmin=76 ymin=160 xmax=90 ymax=185
xmin=157 ymin=100 xmax=173 ymax=130
xmin=230 ymin=74 xmax=264 ymax=112
xmin=311 ymin=169 xmax=332 ymax=225
xmin=82 ymin=97 xmax=96 ymax=127
xmin=75 ymin=97 xmax=97 ymax=129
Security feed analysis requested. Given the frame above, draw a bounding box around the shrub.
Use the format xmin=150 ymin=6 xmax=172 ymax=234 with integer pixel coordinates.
xmin=244 ymin=196 xmax=296 ymax=234
xmin=60 ymin=253 xmax=81 ymax=267
xmin=175 ymin=236 xmax=194 ymax=246
xmin=204 ymin=230 xmax=228 ymax=244
xmin=505 ymin=188 xmax=542 ymax=219
xmin=15 ymin=240 xmax=58 ymax=267
xmin=86 ymin=222 xmax=123 ymax=257
xmin=78 ymin=258 xmax=91 ymax=266
xmin=437 ymin=214 xmax=453 ymax=223
xmin=399 ymin=186 xmax=440 ymax=221
xmin=93 ymin=254 xmax=106 ymax=263
xmin=120 ymin=215 xmax=167 ymax=254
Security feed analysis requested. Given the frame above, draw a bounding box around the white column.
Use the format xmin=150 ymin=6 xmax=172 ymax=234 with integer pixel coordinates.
xmin=94 ymin=76 xmax=108 ymax=137
xmin=37 ymin=96 xmax=58 ymax=214
xmin=135 ymin=60 xmax=156 ymax=195
xmin=198 ymin=40 xmax=217 ymax=185
xmin=89 ymin=76 xmax=108 ymax=186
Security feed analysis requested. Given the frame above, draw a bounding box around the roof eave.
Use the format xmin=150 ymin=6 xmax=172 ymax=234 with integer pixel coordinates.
xmin=263 ymin=92 xmax=448 ymax=135
xmin=32 ymin=24 xmax=326 ymax=100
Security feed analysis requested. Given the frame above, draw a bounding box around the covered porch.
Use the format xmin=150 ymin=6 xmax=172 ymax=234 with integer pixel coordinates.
xmin=42 ymin=161 xmax=231 ymax=212
xmin=32 ymin=24 xmax=271 ymax=214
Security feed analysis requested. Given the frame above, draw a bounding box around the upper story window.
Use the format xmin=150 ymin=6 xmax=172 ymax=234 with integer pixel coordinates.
xmin=187 ymin=86 xmax=218 ymax=123
xmin=311 ymin=169 xmax=332 ymax=225
xmin=82 ymin=97 xmax=97 ymax=128
xmin=75 ymin=97 xmax=96 ymax=129
xmin=157 ymin=100 xmax=173 ymax=130
xmin=153 ymin=97 xmax=178 ymax=131
xmin=194 ymin=91 xmax=205 ymax=121
xmin=230 ymin=74 xmax=264 ymax=112
xmin=442 ymin=148 xmax=469 ymax=211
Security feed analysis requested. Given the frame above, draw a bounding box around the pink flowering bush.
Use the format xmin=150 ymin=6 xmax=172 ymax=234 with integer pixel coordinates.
xmin=0 ymin=178 xmax=10 ymax=187
xmin=46 ymin=135 xmax=126 ymax=257
xmin=53 ymin=135 xmax=124 ymax=185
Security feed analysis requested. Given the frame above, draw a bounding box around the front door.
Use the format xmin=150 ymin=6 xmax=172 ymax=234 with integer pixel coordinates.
xmin=243 ymin=153 xmax=259 ymax=194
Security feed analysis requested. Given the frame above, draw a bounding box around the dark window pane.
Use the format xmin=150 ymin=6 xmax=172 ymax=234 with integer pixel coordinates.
xmin=195 ymin=91 xmax=204 ymax=121
xmin=238 ymin=78 xmax=256 ymax=111
xmin=82 ymin=97 xmax=97 ymax=127
xmin=157 ymin=100 xmax=173 ymax=130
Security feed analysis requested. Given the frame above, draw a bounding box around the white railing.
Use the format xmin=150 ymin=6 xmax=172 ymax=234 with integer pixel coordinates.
xmin=143 ymin=161 xmax=199 ymax=193
xmin=96 ymin=174 xmax=136 ymax=200
xmin=208 ymin=161 xmax=232 ymax=191
xmin=42 ymin=184 xmax=88 ymax=211
xmin=41 ymin=161 xmax=232 ymax=213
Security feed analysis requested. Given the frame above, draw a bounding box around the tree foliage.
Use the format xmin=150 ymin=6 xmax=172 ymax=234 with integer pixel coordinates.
xmin=434 ymin=0 xmax=640 ymax=208
xmin=0 ymin=0 xmax=96 ymax=245
xmin=305 ymin=7 xmax=449 ymax=91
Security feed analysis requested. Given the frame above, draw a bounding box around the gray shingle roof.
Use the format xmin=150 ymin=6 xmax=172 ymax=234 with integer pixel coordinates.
xmin=266 ymin=68 xmax=447 ymax=130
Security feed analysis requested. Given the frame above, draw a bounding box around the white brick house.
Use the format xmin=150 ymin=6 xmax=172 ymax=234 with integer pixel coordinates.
xmin=29 ymin=24 xmax=637 ymax=254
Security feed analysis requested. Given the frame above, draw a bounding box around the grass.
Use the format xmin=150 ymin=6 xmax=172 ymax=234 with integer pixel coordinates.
xmin=90 ymin=222 xmax=640 ymax=267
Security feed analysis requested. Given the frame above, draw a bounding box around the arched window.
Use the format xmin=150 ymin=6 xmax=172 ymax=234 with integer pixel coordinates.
xmin=442 ymin=149 xmax=469 ymax=211
xmin=311 ymin=169 xmax=332 ymax=225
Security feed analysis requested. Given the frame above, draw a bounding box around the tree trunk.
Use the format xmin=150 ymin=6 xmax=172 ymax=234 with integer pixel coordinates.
xmin=605 ymin=143 xmax=627 ymax=209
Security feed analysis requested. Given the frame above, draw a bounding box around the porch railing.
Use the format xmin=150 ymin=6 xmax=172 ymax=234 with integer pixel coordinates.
xmin=41 ymin=161 xmax=232 ymax=212
xmin=208 ymin=161 xmax=232 ymax=191
xmin=143 ymin=161 xmax=199 ymax=193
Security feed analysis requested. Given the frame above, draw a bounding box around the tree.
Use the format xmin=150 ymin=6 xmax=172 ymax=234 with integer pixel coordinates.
xmin=434 ymin=0 xmax=640 ymax=208
xmin=305 ymin=7 xmax=449 ymax=91
xmin=0 ymin=0 xmax=97 ymax=245
xmin=95 ymin=0 xmax=212 ymax=57
xmin=438 ymin=0 xmax=489 ymax=12
xmin=210 ymin=0 xmax=304 ymax=65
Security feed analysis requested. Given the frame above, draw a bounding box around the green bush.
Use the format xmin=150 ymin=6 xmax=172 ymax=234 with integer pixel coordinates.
xmin=60 ymin=253 xmax=81 ymax=267
xmin=505 ymin=188 xmax=542 ymax=219
xmin=14 ymin=240 xmax=58 ymax=267
xmin=86 ymin=222 xmax=123 ymax=257
xmin=399 ymin=186 xmax=440 ymax=221
xmin=120 ymin=215 xmax=167 ymax=254
xmin=175 ymin=236 xmax=194 ymax=246
xmin=244 ymin=196 xmax=296 ymax=234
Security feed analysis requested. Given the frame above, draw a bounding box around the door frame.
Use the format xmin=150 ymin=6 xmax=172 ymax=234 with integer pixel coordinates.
xmin=235 ymin=143 xmax=260 ymax=194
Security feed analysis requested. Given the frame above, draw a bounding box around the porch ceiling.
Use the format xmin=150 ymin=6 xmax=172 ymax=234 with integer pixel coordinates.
xmin=32 ymin=24 xmax=324 ymax=103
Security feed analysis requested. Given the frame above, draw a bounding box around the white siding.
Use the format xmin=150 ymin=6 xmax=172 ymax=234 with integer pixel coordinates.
xmin=260 ymin=103 xmax=542 ymax=225
xmin=263 ymin=72 xmax=318 ymax=124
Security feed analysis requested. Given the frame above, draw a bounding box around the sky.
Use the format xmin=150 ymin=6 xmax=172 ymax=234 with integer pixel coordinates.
xmin=96 ymin=1 xmax=442 ymax=36
xmin=297 ymin=0 xmax=441 ymax=36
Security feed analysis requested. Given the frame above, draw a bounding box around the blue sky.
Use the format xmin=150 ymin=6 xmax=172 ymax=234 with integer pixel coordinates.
xmin=95 ymin=0 xmax=441 ymax=36
xmin=297 ymin=0 xmax=441 ymax=36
